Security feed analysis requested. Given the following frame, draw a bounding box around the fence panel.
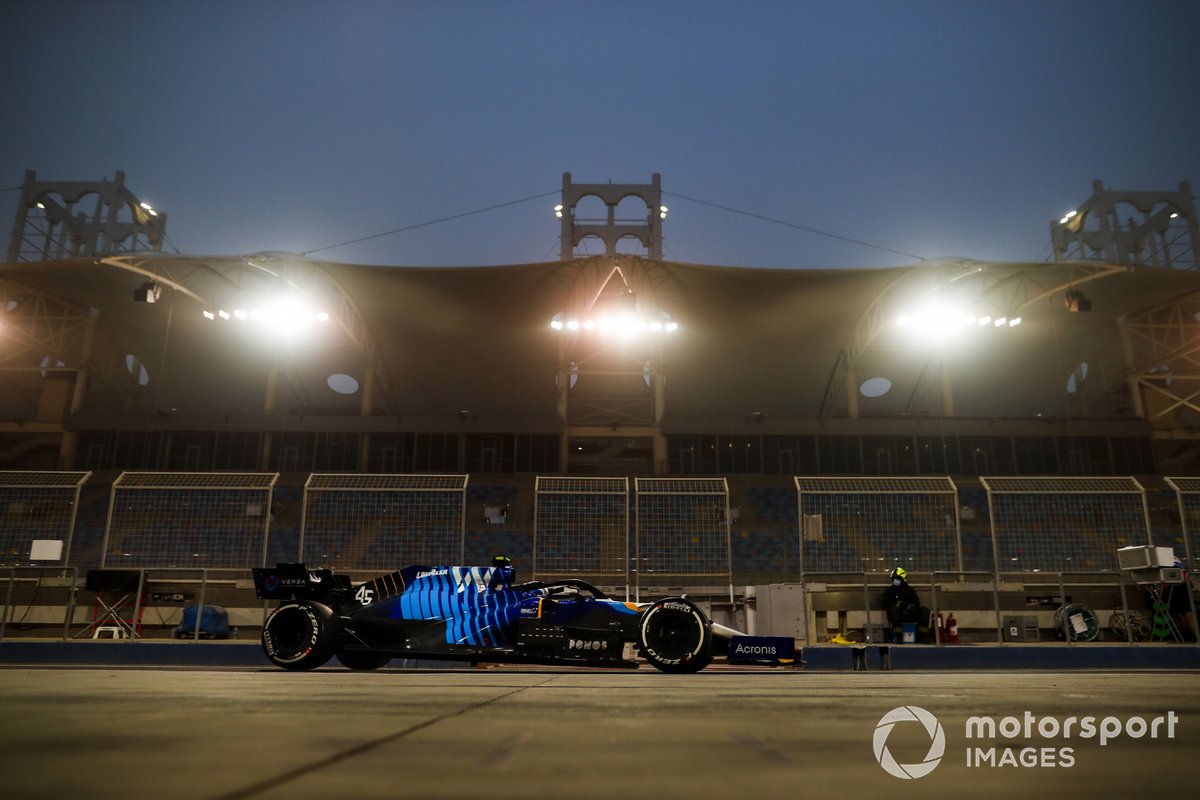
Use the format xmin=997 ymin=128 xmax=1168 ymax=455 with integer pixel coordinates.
xmin=1164 ymin=477 xmax=1200 ymax=571
xmin=981 ymin=476 xmax=1150 ymax=573
xmin=0 ymin=471 xmax=91 ymax=567
xmin=794 ymin=476 xmax=961 ymax=574
xmin=101 ymin=472 xmax=277 ymax=569
xmin=534 ymin=476 xmax=628 ymax=586
xmin=301 ymin=474 xmax=467 ymax=570
xmin=634 ymin=477 xmax=731 ymax=595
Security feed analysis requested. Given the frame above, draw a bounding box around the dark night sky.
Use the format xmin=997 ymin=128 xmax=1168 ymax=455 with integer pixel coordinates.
xmin=2 ymin=0 xmax=1198 ymax=268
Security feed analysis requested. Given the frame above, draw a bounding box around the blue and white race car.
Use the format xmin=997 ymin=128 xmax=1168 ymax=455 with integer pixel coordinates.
xmin=253 ymin=559 xmax=792 ymax=673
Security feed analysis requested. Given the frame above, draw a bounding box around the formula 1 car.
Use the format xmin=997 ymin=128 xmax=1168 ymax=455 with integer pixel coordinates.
xmin=252 ymin=562 xmax=791 ymax=673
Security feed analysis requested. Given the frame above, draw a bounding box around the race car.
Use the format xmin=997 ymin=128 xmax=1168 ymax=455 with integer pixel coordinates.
xmin=252 ymin=559 xmax=792 ymax=673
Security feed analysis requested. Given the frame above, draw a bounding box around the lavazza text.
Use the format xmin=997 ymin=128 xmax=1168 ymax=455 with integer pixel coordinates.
xmin=963 ymin=711 xmax=1180 ymax=768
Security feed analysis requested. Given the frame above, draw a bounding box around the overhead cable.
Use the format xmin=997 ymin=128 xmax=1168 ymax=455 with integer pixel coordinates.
xmin=663 ymin=190 xmax=926 ymax=262
xmin=301 ymin=189 xmax=560 ymax=256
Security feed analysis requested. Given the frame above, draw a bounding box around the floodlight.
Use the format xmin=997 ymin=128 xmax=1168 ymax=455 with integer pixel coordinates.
xmin=202 ymin=310 xmax=216 ymax=320
xmin=550 ymin=308 xmax=678 ymax=336
xmin=993 ymin=317 xmax=1007 ymax=327
xmin=894 ymin=300 xmax=975 ymax=338
xmin=1059 ymin=210 xmax=1078 ymax=224
xmin=315 ymin=312 xmax=330 ymax=322
xmin=1170 ymin=212 xmax=1179 ymax=219
xmin=554 ymin=204 xmax=564 ymax=219
xmin=1008 ymin=317 xmax=1021 ymax=327
xmin=218 ymin=310 xmax=230 ymax=320
xmin=978 ymin=316 xmax=991 ymax=326
xmin=659 ymin=205 xmax=668 ymax=220
xmin=233 ymin=309 xmax=248 ymax=320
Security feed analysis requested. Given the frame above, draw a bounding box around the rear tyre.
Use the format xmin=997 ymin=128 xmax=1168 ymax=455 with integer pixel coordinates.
xmin=262 ymin=601 xmax=338 ymax=670
xmin=638 ymin=598 xmax=713 ymax=673
xmin=336 ymin=651 xmax=392 ymax=671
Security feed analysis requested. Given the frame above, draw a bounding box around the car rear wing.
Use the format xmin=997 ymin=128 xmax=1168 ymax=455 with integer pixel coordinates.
xmin=252 ymin=563 xmax=352 ymax=601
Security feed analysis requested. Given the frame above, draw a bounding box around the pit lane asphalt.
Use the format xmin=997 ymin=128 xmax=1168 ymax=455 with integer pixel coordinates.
xmin=1 ymin=666 xmax=1196 ymax=800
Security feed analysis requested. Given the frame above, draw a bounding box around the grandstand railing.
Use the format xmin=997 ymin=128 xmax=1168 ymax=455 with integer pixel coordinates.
xmin=101 ymin=472 xmax=278 ymax=569
xmin=300 ymin=473 xmax=468 ymax=570
xmin=0 ymin=470 xmax=91 ymax=567
xmin=533 ymin=476 xmax=629 ymax=593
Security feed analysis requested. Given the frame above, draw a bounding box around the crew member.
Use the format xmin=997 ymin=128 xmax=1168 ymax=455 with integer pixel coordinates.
xmin=882 ymin=567 xmax=930 ymax=642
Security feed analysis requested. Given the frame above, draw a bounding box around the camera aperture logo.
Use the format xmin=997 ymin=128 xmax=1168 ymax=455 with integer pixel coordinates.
xmin=874 ymin=706 xmax=1181 ymax=778
xmin=873 ymin=706 xmax=946 ymax=779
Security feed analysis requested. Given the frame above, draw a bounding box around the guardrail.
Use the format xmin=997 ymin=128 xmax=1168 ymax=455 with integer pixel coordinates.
xmin=929 ymin=570 xmax=1004 ymax=645
xmin=1016 ymin=571 xmax=1132 ymax=647
xmin=798 ymin=569 xmax=1190 ymax=648
xmin=1 ymin=566 xmax=79 ymax=641
xmin=2 ymin=567 xmax=246 ymax=642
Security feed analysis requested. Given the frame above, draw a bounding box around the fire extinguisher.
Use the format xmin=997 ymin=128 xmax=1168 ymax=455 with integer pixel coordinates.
xmin=946 ymin=612 xmax=959 ymax=644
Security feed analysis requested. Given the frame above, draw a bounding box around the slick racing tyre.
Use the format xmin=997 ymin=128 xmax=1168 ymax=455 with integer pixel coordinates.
xmin=262 ymin=601 xmax=338 ymax=670
xmin=336 ymin=651 xmax=392 ymax=671
xmin=638 ymin=597 xmax=713 ymax=673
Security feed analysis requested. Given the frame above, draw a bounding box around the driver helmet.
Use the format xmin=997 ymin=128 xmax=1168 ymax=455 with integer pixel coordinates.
xmin=489 ymin=554 xmax=515 ymax=589
xmin=890 ymin=567 xmax=908 ymax=584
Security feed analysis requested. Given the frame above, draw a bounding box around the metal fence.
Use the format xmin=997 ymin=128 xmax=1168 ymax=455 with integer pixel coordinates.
xmin=300 ymin=473 xmax=467 ymax=570
xmin=101 ymin=472 xmax=277 ymax=568
xmin=0 ymin=471 xmax=91 ymax=567
xmin=981 ymin=476 xmax=1151 ymax=574
xmin=634 ymin=477 xmax=731 ymax=598
xmin=795 ymin=476 xmax=961 ymax=575
xmin=1165 ymin=477 xmax=1200 ymax=570
xmin=533 ymin=476 xmax=628 ymax=586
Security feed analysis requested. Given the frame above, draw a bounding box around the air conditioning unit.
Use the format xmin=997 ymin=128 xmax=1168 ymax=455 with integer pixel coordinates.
xmin=1116 ymin=545 xmax=1175 ymax=571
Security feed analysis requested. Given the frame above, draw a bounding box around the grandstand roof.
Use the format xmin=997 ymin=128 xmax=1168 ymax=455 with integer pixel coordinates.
xmin=2 ymin=254 xmax=1198 ymax=432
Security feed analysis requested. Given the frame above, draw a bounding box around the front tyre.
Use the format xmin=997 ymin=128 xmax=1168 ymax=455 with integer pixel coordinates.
xmin=262 ymin=601 xmax=338 ymax=670
xmin=336 ymin=651 xmax=392 ymax=671
xmin=638 ymin=598 xmax=713 ymax=673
